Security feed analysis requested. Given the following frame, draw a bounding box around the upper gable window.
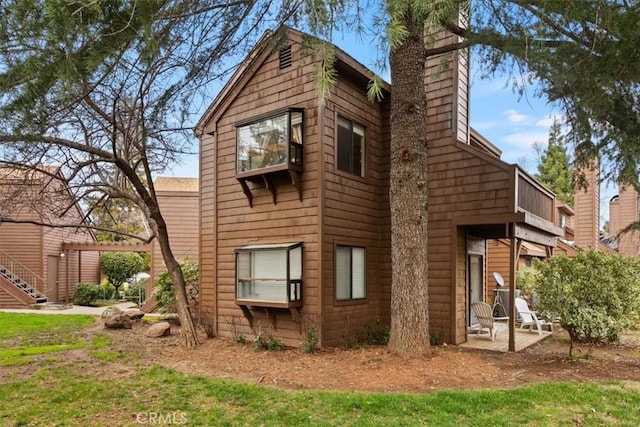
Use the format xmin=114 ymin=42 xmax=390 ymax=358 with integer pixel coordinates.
xmin=337 ymin=116 xmax=365 ymax=177
xmin=236 ymin=110 xmax=303 ymax=174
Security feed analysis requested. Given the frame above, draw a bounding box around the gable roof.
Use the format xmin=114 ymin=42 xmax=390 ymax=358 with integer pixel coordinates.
xmin=194 ymin=26 xmax=390 ymax=135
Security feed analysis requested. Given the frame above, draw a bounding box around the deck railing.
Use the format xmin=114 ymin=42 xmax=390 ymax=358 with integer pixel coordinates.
xmin=515 ymin=168 xmax=555 ymax=223
xmin=0 ymin=249 xmax=47 ymax=296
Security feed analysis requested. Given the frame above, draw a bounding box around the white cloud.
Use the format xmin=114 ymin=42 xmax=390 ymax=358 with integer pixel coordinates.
xmin=503 ymin=109 xmax=531 ymax=125
xmin=502 ymin=131 xmax=549 ymax=149
xmin=534 ymin=113 xmax=563 ymax=128
xmin=470 ymin=119 xmax=503 ymax=131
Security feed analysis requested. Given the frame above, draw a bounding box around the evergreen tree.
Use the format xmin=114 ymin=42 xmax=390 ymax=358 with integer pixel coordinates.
xmin=0 ymin=0 xmax=296 ymax=348
xmin=536 ymin=120 xmax=574 ymax=207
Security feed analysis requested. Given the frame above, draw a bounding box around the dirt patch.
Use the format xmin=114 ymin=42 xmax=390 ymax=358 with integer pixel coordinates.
xmin=97 ymin=323 xmax=640 ymax=393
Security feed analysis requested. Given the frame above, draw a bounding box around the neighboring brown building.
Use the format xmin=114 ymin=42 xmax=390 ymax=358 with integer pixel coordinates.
xmin=0 ymin=168 xmax=100 ymax=307
xmin=609 ymin=184 xmax=640 ymax=257
xmin=574 ymin=159 xmax=601 ymax=249
xmin=195 ymin=27 xmax=562 ymax=348
xmin=141 ymin=177 xmax=199 ymax=310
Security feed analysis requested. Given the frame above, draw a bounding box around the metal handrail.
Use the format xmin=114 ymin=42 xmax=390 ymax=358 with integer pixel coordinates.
xmin=0 ymin=249 xmax=47 ymax=296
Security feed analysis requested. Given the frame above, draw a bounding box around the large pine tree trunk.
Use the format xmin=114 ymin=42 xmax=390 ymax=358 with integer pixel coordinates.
xmin=151 ymin=211 xmax=200 ymax=348
xmin=387 ymin=12 xmax=431 ymax=357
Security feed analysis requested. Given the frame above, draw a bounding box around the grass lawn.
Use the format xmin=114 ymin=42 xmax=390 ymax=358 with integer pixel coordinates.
xmin=0 ymin=312 xmax=94 ymax=366
xmin=0 ymin=312 xmax=94 ymax=340
xmin=1 ymin=313 xmax=639 ymax=426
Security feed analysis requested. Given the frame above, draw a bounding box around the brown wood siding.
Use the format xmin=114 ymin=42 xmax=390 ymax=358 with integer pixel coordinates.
xmin=151 ymin=190 xmax=199 ymax=280
xmin=199 ymin=132 xmax=217 ymax=326
xmin=0 ymin=173 xmax=99 ymax=307
xmin=41 ymin=179 xmax=100 ymax=301
xmin=320 ymin=75 xmax=390 ymax=347
xmin=616 ymin=184 xmax=639 ymax=257
xmin=425 ymin=25 xmax=513 ymax=343
xmin=0 ymin=222 xmax=43 ymax=277
xmin=486 ymin=239 xmax=510 ymax=301
xmin=573 ymin=162 xmax=600 ymax=249
xmin=609 ymin=198 xmax=620 ymax=235
xmin=200 ymin=36 xmax=322 ymax=347
xmin=428 ymin=141 xmax=512 ymax=344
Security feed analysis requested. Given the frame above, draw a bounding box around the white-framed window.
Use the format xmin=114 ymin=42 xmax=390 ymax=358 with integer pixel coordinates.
xmin=337 ymin=116 xmax=365 ymax=177
xmin=336 ymin=245 xmax=366 ymax=300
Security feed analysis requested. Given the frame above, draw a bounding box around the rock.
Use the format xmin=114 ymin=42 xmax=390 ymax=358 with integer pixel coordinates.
xmin=101 ymin=306 xmax=123 ymax=318
xmin=146 ymin=321 xmax=171 ymax=338
xmin=104 ymin=314 xmax=133 ymax=329
xmin=123 ymin=309 xmax=145 ymax=321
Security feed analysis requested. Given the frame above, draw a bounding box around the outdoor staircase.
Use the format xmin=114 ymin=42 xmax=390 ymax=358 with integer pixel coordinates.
xmin=0 ymin=250 xmax=48 ymax=304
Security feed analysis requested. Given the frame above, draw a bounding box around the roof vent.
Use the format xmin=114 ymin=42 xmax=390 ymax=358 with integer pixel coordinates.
xmin=279 ymin=45 xmax=292 ymax=69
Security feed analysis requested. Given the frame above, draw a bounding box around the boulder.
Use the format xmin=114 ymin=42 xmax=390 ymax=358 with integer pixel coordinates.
xmin=104 ymin=314 xmax=133 ymax=329
xmin=101 ymin=306 xmax=123 ymax=318
xmin=123 ymin=309 xmax=145 ymax=321
xmin=145 ymin=321 xmax=171 ymax=338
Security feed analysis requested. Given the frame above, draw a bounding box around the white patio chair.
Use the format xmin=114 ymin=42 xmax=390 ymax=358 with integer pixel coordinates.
xmin=515 ymin=297 xmax=549 ymax=335
xmin=471 ymin=301 xmax=502 ymax=341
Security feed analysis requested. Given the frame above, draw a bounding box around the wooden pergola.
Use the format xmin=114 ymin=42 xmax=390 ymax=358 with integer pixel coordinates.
xmin=60 ymin=241 xmax=153 ymax=302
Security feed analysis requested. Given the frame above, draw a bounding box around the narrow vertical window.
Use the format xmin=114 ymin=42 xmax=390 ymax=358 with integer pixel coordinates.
xmin=337 ymin=116 xmax=365 ymax=177
xmin=336 ymin=246 xmax=366 ymax=300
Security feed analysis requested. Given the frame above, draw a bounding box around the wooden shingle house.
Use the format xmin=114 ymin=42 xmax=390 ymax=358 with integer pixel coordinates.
xmin=0 ymin=168 xmax=100 ymax=307
xmin=195 ymin=27 xmax=563 ymax=348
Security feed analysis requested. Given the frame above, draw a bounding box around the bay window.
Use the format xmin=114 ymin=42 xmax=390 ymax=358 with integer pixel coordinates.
xmin=236 ymin=110 xmax=303 ymax=174
xmin=235 ymin=242 xmax=303 ymax=308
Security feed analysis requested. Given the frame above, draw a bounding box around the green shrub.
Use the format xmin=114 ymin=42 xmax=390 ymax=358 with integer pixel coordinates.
xmin=154 ymin=261 xmax=199 ymax=313
xmin=100 ymin=279 xmax=116 ymax=300
xmin=253 ymin=331 xmax=283 ymax=351
xmin=364 ymin=318 xmax=390 ymax=345
xmin=124 ymin=281 xmax=146 ymax=302
xmin=516 ymin=265 xmax=539 ymax=303
xmin=429 ymin=332 xmax=440 ymax=346
xmin=73 ymin=282 xmax=102 ymax=306
xmin=535 ymin=250 xmax=640 ymax=356
xmin=300 ymin=326 xmax=318 ymax=353
xmin=100 ymin=252 xmax=145 ymax=298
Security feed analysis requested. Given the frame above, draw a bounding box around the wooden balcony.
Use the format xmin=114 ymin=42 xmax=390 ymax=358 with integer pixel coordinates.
xmin=515 ymin=168 xmax=555 ymax=223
